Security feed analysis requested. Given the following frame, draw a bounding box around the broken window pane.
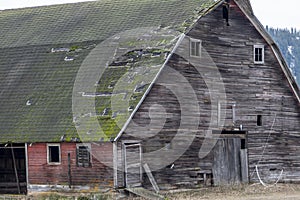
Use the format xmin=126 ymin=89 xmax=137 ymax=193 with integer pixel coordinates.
xmin=77 ymin=145 xmax=91 ymax=167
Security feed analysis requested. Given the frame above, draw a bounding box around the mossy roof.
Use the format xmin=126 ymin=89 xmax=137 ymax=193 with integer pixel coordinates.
xmin=0 ymin=0 xmax=213 ymax=143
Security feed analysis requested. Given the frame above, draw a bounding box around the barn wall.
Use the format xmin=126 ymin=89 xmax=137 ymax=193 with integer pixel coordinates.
xmin=117 ymin=0 xmax=300 ymax=189
xmin=27 ymin=142 xmax=113 ymax=192
xmin=188 ymin=0 xmax=300 ymax=183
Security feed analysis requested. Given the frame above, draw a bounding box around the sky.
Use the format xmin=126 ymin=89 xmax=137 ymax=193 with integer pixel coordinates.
xmin=250 ymin=0 xmax=300 ymax=30
xmin=0 ymin=0 xmax=299 ymax=30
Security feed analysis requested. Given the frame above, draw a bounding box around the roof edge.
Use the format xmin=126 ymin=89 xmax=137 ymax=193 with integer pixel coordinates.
xmin=114 ymin=33 xmax=186 ymax=142
xmin=234 ymin=0 xmax=300 ymax=103
xmin=0 ymin=0 xmax=96 ymax=11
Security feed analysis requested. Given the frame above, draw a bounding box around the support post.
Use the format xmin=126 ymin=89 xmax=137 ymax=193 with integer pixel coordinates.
xmin=11 ymin=143 xmax=21 ymax=194
xmin=113 ymin=142 xmax=118 ymax=188
xmin=25 ymin=143 xmax=29 ymax=192
xmin=68 ymin=153 xmax=72 ymax=188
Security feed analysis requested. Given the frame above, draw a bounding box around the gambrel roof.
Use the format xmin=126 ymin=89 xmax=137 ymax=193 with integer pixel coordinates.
xmin=0 ymin=0 xmax=298 ymax=143
xmin=0 ymin=0 xmax=214 ymax=143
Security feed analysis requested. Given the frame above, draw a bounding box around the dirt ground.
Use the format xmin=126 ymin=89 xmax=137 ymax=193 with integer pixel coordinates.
xmin=161 ymin=184 xmax=300 ymax=200
xmin=1 ymin=184 xmax=300 ymax=200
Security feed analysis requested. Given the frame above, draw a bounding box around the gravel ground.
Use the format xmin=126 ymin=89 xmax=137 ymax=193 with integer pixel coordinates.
xmin=1 ymin=184 xmax=299 ymax=199
xmin=162 ymin=184 xmax=300 ymax=200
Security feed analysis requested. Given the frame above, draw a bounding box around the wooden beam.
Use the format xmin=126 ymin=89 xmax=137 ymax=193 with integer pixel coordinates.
xmin=25 ymin=143 xmax=29 ymax=191
xmin=143 ymin=163 xmax=159 ymax=193
xmin=113 ymin=142 xmax=118 ymax=188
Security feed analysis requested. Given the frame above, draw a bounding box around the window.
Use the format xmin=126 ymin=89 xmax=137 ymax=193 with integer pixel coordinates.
xmin=254 ymin=45 xmax=264 ymax=64
xmin=47 ymin=144 xmax=61 ymax=164
xmin=257 ymin=115 xmax=262 ymax=126
xmin=190 ymin=39 xmax=202 ymax=57
xmin=218 ymin=101 xmax=236 ymax=127
xmin=76 ymin=144 xmax=91 ymax=167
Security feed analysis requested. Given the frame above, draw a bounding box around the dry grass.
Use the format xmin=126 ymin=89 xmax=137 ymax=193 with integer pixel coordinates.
xmin=1 ymin=184 xmax=299 ymax=200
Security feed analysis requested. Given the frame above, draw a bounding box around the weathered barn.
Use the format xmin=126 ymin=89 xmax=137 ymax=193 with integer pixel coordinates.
xmin=0 ymin=0 xmax=299 ymax=195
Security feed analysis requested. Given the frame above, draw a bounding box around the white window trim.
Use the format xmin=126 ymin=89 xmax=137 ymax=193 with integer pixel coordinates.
xmin=76 ymin=143 xmax=92 ymax=167
xmin=190 ymin=39 xmax=202 ymax=58
xmin=254 ymin=44 xmax=264 ymax=64
xmin=47 ymin=143 xmax=61 ymax=165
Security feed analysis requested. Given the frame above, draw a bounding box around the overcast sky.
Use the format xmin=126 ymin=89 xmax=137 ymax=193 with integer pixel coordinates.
xmin=0 ymin=0 xmax=299 ymax=30
xmin=250 ymin=0 xmax=300 ymax=30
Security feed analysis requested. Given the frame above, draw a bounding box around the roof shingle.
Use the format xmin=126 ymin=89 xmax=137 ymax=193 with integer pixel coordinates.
xmin=0 ymin=0 xmax=213 ymax=143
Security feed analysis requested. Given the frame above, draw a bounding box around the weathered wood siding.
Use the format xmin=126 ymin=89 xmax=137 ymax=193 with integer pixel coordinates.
xmin=28 ymin=142 xmax=113 ymax=190
xmin=117 ymin=0 xmax=300 ymax=189
xmin=189 ymin=1 xmax=300 ymax=184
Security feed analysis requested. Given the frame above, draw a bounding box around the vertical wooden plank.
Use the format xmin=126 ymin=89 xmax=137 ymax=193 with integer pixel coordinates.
xmin=240 ymin=149 xmax=249 ymax=183
xmin=218 ymin=101 xmax=221 ymax=126
xmin=232 ymin=138 xmax=241 ymax=184
xmin=213 ymin=139 xmax=227 ymax=185
xmin=113 ymin=142 xmax=118 ymax=188
xmin=227 ymin=139 xmax=233 ymax=184
xmin=25 ymin=143 xmax=29 ymax=189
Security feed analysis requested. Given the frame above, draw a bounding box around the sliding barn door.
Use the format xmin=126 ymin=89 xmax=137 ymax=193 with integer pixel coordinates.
xmin=212 ymin=138 xmax=248 ymax=185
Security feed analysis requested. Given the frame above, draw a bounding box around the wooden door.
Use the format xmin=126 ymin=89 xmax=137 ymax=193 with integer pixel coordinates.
xmin=212 ymin=138 xmax=248 ymax=185
xmin=124 ymin=143 xmax=142 ymax=188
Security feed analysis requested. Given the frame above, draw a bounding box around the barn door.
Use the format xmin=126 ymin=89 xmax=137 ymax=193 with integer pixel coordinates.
xmin=124 ymin=143 xmax=142 ymax=188
xmin=212 ymin=138 xmax=248 ymax=185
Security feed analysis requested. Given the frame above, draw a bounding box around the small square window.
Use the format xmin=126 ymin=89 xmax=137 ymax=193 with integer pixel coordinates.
xmin=254 ymin=45 xmax=264 ymax=64
xmin=76 ymin=144 xmax=91 ymax=167
xmin=47 ymin=144 xmax=61 ymax=164
xmin=190 ymin=39 xmax=202 ymax=57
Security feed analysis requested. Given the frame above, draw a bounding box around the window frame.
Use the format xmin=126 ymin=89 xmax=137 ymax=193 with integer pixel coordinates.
xmin=217 ymin=101 xmax=236 ymax=127
xmin=190 ymin=39 xmax=202 ymax=58
xmin=76 ymin=143 xmax=91 ymax=167
xmin=254 ymin=44 xmax=264 ymax=64
xmin=47 ymin=143 xmax=61 ymax=165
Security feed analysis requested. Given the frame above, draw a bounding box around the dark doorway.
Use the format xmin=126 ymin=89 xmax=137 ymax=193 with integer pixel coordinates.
xmin=0 ymin=144 xmax=27 ymax=194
